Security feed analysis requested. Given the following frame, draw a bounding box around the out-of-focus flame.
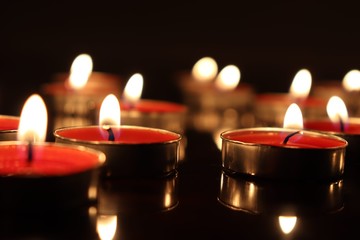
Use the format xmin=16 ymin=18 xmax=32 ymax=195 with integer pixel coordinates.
xmin=215 ymin=65 xmax=241 ymax=91
xmin=69 ymin=54 xmax=93 ymax=90
xmin=97 ymin=215 xmax=117 ymax=240
xmin=289 ymin=69 xmax=312 ymax=98
xmin=123 ymin=73 xmax=143 ymax=105
xmin=283 ymin=103 xmax=303 ymax=129
xmin=17 ymin=94 xmax=47 ymax=142
xmin=342 ymin=69 xmax=360 ymax=91
xmin=278 ymin=216 xmax=297 ymax=234
xmin=326 ymin=96 xmax=348 ymax=125
xmin=191 ymin=57 xmax=218 ymax=82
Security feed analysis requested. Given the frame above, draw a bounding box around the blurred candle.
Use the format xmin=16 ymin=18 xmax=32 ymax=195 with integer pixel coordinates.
xmin=0 ymin=115 xmax=19 ymax=140
xmin=254 ymin=69 xmax=326 ymax=127
xmin=41 ymin=53 xmax=122 ymax=136
xmin=177 ymin=57 xmax=255 ymax=132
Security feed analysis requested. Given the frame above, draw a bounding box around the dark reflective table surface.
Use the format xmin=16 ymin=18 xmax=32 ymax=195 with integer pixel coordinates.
xmin=1 ymin=129 xmax=359 ymax=239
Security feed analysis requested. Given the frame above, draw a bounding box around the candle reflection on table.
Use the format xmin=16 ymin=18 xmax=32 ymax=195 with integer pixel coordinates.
xmin=217 ymin=171 xmax=344 ymax=215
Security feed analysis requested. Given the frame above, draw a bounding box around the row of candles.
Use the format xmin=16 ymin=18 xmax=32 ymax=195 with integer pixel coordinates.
xmin=0 ymin=54 xmax=359 ymax=238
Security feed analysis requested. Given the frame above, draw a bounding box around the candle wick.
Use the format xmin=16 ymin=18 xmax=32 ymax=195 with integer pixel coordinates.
xmin=283 ymin=130 xmax=302 ymax=145
xmin=339 ymin=115 xmax=344 ymax=132
xmin=27 ymin=141 xmax=33 ymax=164
xmin=103 ymin=126 xmax=115 ymax=141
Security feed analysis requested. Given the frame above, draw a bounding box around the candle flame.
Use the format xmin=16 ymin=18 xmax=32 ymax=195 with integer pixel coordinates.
xmin=278 ymin=216 xmax=297 ymax=234
xmin=123 ymin=73 xmax=143 ymax=105
xmin=191 ymin=57 xmax=218 ymax=82
xmin=289 ymin=69 xmax=312 ymax=98
xmin=69 ymin=54 xmax=93 ymax=90
xmin=326 ymin=96 xmax=348 ymax=126
xmin=342 ymin=69 xmax=360 ymax=91
xmin=97 ymin=215 xmax=117 ymax=240
xmin=99 ymin=94 xmax=121 ymax=126
xmin=18 ymin=94 xmax=48 ymax=142
xmin=215 ymin=65 xmax=241 ymax=91
xmin=283 ymin=103 xmax=303 ymax=129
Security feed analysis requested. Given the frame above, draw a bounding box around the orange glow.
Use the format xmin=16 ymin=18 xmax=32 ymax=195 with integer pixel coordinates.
xmin=191 ymin=57 xmax=218 ymax=82
xmin=69 ymin=54 xmax=93 ymax=90
xmin=215 ymin=65 xmax=240 ymax=91
xmin=123 ymin=73 xmax=144 ymax=105
xmin=289 ymin=69 xmax=312 ymax=98
xmin=283 ymin=103 xmax=303 ymax=129
xmin=17 ymin=94 xmax=47 ymax=142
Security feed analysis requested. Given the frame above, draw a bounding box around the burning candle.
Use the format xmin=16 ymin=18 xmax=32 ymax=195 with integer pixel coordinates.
xmin=304 ymin=96 xmax=360 ymax=164
xmin=120 ymin=73 xmax=187 ymax=135
xmin=54 ymin=94 xmax=182 ymax=178
xmin=41 ymin=53 xmax=122 ymax=134
xmin=312 ymin=69 xmax=360 ymax=116
xmin=177 ymin=57 xmax=255 ymax=132
xmin=0 ymin=115 xmax=19 ymax=140
xmin=0 ymin=94 xmax=106 ymax=213
xmin=220 ymin=103 xmax=347 ymax=180
xmin=254 ymin=69 xmax=327 ymax=127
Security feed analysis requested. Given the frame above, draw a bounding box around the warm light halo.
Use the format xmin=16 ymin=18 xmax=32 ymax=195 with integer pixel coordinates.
xmin=123 ymin=73 xmax=144 ymax=105
xmin=97 ymin=215 xmax=117 ymax=240
xmin=289 ymin=69 xmax=312 ymax=98
xmin=279 ymin=216 xmax=297 ymax=234
xmin=342 ymin=69 xmax=360 ymax=91
xmin=99 ymin=94 xmax=121 ymax=126
xmin=69 ymin=53 xmax=93 ymax=90
xmin=191 ymin=57 xmax=218 ymax=82
xmin=17 ymin=94 xmax=48 ymax=142
xmin=283 ymin=103 xmax=303 ymax=129
xmin=215 ymin=65 xmax=241 ymax=91
xmin=326 ymin=96 xmax=348 ymax=125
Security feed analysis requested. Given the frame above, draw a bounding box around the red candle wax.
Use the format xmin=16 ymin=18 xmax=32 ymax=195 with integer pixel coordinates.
xmin=0 ymin=115 xmax=19 ymax=131
xmin=0 ymin=143 xmax=105 ymax=176
xmin=120 ymin=99 xmax=186 ymax=113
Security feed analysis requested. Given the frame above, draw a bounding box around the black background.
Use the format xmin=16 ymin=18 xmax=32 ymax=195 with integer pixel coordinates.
xmin=2 ymin=1 xmax=360 ymax=115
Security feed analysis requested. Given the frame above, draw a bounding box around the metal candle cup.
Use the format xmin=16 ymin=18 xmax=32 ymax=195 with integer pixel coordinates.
xmin=0 ymin=115 xmax=19 ymax=141
xmin=304 ymin=118 xmax=360 ymax=164
xmin=54 ymin=125 xmax=182 ymax=178
xmin=0 ymin=142 xmax=105 ymax=213
xmin=220 ymin=127 xmax=347 ymax=180
xmin=218 ymin=171 xmax=344 ymax=215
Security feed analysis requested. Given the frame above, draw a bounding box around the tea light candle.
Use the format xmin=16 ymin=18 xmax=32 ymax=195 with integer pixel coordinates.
xmin=41 ymin=54 xmax=122 ymax=132
xmin=221 ymin=103 xmax=347 ymax=180
xmin=177 ymin=57 xmax=255 ymax=132
xmin=311 ymin=69 xmax=360 ymax=116
xmin=0 ymin=94 xmax=106 ymax=213
xmin=254 ymin=69 xmax=327 ymax=127
xmin=0 ymin=115 xmax=19 ymax=140
xmin=54 ymin=94 xmax=182 ymax=178
xmin=304 ymin=96 xmax=360 ymax=164
xmin=120 ymin=73 xmax=187 ymax=135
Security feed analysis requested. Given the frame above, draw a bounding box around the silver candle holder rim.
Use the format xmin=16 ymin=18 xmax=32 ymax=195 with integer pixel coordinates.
xmin=220 ymin=127 xmax=348 ymax=150
xmin=53 ymin=125 xmax=182 ymax=146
